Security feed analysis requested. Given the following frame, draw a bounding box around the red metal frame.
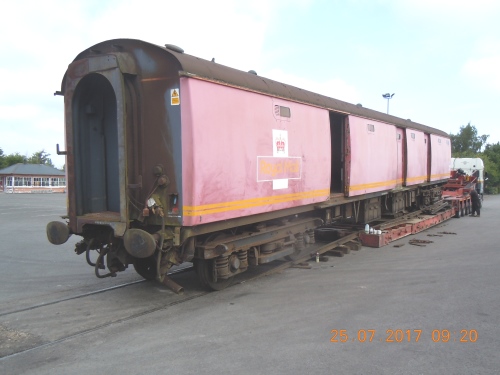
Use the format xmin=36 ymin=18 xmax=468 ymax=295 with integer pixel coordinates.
xmin=442 ymin=170 xmax=476 ymax=217
xmin=359 ymin=207 xmax=456 ymax=248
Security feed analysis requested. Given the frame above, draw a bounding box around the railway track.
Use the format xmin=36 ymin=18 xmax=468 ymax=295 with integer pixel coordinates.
xmin=0 ymin=234 xmax=359 ymax=360
xmin=0 ymin=266 xmax=194 ymax=319
xmin=0 ymin=290 xmax=212 ymax=360
xmin=0 ymin=267 xmax=205 ymax=359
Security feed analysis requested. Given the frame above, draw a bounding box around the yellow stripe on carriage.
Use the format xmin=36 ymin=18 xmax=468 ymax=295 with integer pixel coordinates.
xmin=183 ymin=189 xmax=330 ymax=216
xmin=430 ymin=172 xmax=450 ymax=180
xmin=349 ymin=173 xmax=448 ymax=192
xmin=405 ymin=175 xmax=428 ymax=183
xmin=348 ymin=179 xmax=399 ymax=192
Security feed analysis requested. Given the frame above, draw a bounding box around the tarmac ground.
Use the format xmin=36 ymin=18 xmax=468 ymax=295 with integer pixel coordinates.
xmin=0 ymin=193 xmax=498 ymax=374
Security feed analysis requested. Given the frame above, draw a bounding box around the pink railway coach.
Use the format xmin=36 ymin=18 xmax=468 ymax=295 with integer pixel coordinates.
xmin=47 ymin=39 xmax=451 ymax=290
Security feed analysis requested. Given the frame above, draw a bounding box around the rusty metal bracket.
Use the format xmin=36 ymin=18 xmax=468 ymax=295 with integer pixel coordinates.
xmin=56 ymin=143 xmax=67 ymax=155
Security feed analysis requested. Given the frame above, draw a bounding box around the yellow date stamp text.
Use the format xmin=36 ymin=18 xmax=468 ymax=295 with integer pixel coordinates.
xmin=330 ymin=329 xmax=478 ymax=343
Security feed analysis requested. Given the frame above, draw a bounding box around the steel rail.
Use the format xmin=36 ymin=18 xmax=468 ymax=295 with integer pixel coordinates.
xmin=0 ymin=266 xmax=193 ymax=318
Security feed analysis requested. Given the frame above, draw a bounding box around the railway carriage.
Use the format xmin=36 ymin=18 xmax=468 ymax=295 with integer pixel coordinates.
xmin=47 ymin=39 xmax=451 ymax=290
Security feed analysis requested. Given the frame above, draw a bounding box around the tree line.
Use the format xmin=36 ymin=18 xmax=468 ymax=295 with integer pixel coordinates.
xmin=450 ymin=122 xmax=499 ymax=194
xmin=0 ymin=148 xmax=57 ymax=170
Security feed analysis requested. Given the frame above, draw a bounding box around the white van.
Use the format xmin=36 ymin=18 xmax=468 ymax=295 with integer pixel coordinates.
xmin=450 ymin=158 xmax=485 ymax=196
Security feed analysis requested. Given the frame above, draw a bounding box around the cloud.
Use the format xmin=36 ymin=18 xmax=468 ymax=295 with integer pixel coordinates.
xmin=0 ymin=104 xmax=41 ymax=120
xmin=462 ymin=38 xmax=500 ymax=91
xmin=463 ymin=56 xmax=500 ymax=91
xmin=388 ymin=0 xmax=500 ymax=15
xmin=263 ymin=69 xmax=360 ymax=104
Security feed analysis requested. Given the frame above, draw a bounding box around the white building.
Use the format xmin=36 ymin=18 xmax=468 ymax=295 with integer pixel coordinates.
xmin=0 ymin=163 xmax=66 ymax=193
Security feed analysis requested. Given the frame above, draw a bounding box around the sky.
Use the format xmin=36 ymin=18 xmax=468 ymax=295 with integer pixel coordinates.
xmin=1 ymin=0 xmax=499 ymax=168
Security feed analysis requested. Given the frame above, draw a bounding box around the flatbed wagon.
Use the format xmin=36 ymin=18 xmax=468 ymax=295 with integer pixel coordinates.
xmin=442 ymin=170 xmax=475 ymax=218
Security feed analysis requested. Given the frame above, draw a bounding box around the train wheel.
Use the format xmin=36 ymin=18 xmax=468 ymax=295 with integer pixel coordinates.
xmin=195 ymin=259 xmax=234 ymax=291
xmin=285 ymin=233 xmax=306 ymax=261
xmin=133 ymin=256 xmax=157 ymax=280
xmin=285 ymin=243 xmax=307 ymax=261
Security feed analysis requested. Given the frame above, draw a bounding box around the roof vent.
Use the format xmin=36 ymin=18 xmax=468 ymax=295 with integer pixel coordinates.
xmin=248 ymin=70 xmax=257 ymax=75
xmin=165 ymin=44 xmax=184 ymax=53
xmin=356 ymin=103 xmax=363 ymax=107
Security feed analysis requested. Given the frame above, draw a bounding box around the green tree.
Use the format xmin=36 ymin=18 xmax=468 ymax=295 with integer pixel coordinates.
xmin=449 ymin=123 xmax=500 ymax=194
xmin=482 ymin=143 xmax=500 ymax=193
xmin=27 ymin=149 xmax=54 ymax=167
xmin=4 ymin=153 xmax=27 ymax=167
xmin=449 ymin=123 xmax=489 ymax=156
xmin=0 ymin=147 xmax=5 ymax=169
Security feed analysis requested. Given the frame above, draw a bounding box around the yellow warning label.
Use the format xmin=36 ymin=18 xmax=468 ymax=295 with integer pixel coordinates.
xmin=171 ymin=89 xmax=180 ymax=105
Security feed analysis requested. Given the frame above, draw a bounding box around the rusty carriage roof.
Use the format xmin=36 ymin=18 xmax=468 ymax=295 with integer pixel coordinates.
xmin=70 ymin=39 xmax=449 ymax=138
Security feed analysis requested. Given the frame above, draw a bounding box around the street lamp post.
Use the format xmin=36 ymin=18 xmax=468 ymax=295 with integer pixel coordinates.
xmin=382 ymin=93 xmax=395 ymax=114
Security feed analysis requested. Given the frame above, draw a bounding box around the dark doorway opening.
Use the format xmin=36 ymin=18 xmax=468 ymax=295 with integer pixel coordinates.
xmin=330 ymin=112 xmax=345 ymax=193
xmin=73 ymin=73 xmax=120 ymax=215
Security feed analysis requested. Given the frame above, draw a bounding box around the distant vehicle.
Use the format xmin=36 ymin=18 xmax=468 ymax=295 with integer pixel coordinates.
xmin=450 ymin=158 xmax=486 ymax=197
